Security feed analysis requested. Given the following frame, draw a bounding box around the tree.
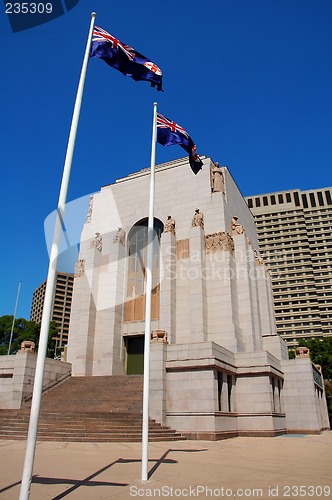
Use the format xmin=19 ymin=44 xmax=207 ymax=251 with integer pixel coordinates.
xmin=0 ymin=315 xmax=57 ymax=357
xmin=290 ymin=337 xmax=332 ymax=381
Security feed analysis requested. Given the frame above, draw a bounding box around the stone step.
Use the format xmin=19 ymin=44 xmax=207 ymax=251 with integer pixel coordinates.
xmin=0 ymin=421 xmax=169 ymax=430
xmin=0 ymin=375 xmax=186 ymax=442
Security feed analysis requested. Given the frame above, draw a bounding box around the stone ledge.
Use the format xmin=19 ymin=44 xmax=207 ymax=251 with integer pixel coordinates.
xmin=184 ymin=430 xmax=238 ymax=440
xmin=238 ymin=429 xmax=287 ymax=437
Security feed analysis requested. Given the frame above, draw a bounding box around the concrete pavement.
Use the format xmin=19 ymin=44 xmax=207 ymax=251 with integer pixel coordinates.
xmin=0 ymin=432 xmax=331 ymax=499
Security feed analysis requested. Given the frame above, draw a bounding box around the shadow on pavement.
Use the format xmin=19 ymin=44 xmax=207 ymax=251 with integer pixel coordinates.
xmin=0 ymin=448 xmax=207 ymax=499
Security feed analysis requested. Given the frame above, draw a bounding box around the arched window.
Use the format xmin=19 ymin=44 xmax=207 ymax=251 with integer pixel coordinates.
xmin=124 ymin=218 xmax=163 ymax=321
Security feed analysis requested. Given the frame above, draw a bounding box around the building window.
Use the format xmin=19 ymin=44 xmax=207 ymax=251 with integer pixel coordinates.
xmin=317 ymin=192 xmax=324 ymax=206
xmin=263 ymin=196 xmax=268 ymax=206
xmin=227 ymin=374 xmax=233 ymax=412
xmin=255 ymin=197 xmax=261 ymax=207
xmin=217 ymin=372 xmax=223 ymax=411
xmin=325 ymin=190 xmax=332 ymax=205
xmin=309 ymin=193 xmax=316 ymax=207
xmin=270 ymin=195 xmax=276 ymax=205
xmin=124 ymin=218 xmax=163 ymax=321
xmin=301 ymin=194 xmax=308 ymax=208
xmin=247 ymin=198 xmax=253 ymax=208
xmin=294 ymin=190 xmax=301 ymax=204
xmin=286 ymin=193 xmax=291 ymax=203
xmin=278 ymin=194 xmax=284 ymax=203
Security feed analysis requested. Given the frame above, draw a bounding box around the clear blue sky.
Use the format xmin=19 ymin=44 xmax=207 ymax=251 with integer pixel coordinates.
xmin=1 ymin=0 xmax=331 ymax=319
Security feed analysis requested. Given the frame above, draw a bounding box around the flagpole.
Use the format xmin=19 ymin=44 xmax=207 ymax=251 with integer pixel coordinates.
xmin=141 ymin=101 xmax=158 ymax=482
xmin=19 ymin=12 xmax=96 ymax=500
xmin=8 ymin=280 xmax=21 ymax=355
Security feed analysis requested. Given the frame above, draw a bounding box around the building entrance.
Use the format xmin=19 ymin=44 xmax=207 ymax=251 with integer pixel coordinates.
xmin=125 ymin=336 xmax=144 ymax=374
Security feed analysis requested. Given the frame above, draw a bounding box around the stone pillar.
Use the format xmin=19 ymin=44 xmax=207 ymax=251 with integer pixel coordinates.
xmin=67 ymin=241 xmax=101 ymax=376
xmin=206 ymin=250 xmax=244 ymax=352
xmin=256 ymin=261 xmax=277 ymax=336
xmin=234 ymin=235 xmax=262 ymax=352
xmin=159 ymin=231 xmax=176 ymax=344
xmin=266 ymin=268 xmax=277 ymax=333
xmin=92 ymin=235 xmax=126 ymax=375
xmin=189 ymin=226 xmax=207 ymax=342
xmin=149 ymin=342 xmax=167 ymax=424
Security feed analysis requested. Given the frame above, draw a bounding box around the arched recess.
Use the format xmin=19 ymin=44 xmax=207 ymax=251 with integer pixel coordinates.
xmin=124 ymin=217 xmax=164 ymax=321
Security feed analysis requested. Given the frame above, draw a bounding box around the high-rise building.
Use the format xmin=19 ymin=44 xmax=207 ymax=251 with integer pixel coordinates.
xmin=245 ymin=187 xmax=332 ymax=346
xmin=30 ymin=272 xmax=74 ymax=349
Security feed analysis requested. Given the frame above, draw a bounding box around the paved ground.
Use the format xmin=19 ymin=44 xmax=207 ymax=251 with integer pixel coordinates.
xmin=0 ymin=432 xmax=331 ymax=499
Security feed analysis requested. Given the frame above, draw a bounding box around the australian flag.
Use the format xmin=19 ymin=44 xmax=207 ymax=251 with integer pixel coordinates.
xmin=157 ymin=113 xmax=203 ymax=174
xmin=90 ymin=26 xmax=163 ymax=91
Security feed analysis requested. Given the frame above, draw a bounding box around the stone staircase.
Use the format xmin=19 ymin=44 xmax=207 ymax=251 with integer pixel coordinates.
xmin=0 ymin=375 xmax=186 ymax=442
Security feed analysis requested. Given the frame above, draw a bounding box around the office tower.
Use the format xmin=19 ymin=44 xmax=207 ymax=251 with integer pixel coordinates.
xmin=30 ymin=272 xmax=74 ymax=349
xmin=245 ymin=187 xmax=332 ymax=346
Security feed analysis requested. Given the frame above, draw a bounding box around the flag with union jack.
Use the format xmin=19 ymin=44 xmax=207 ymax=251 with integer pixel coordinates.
xmin=157 ymin=113 xmax=203 ymax=174
xmin=90 ymin=26 xmax=163 ymax=91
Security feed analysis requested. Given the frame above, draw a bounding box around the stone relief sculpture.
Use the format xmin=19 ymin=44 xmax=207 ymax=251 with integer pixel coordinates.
xmin=191 ymin=209 xmax=204 ymax=229
xmin=205 ymin=232 xmax=234 ymax=253
xmin=113 ymin=227 xmax=126 ymax=245
xmin=91 ymin=232 xmax=102 ymax=251
xmin=164 ymin=215 xmax=176 ymax=235
xmin=205 ymin=233 xmax=214 ymax=252
xmin=86 ymin=195 xmax=93 ymax=223
xmin=75 ymin=259 xmax=85 ymax=276
xmin=231 ymin=216 xmax=245 ymax=235
xmin=211 ymin=162 xmax=225 ymax=193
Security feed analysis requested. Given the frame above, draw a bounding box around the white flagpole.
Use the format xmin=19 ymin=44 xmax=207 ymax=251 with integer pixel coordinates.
xmin=141 ymin=101 xmax=158 ymax=481
xmin=8 ymin=280 xmax=21 ymax=355
xmin=19 ymin=12 xmax=96 ymax=500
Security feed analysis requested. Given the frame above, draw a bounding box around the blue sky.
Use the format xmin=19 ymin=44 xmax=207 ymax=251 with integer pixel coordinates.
xmin=0 ymin=0 xmax=331 ymax=319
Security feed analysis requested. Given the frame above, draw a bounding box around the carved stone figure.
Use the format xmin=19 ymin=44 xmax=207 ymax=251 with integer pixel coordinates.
xmin=18 ymin=341 xmax=35 ymax=353
xmin=295 ymin=347 xmax=310 ymax=358
xmin=91 ymin=232 xmax=102 ymax=251
xmin=231 ymin=216 xmax=245 ymax=235
xmin=113 ymin=227 xmax=126 ymax=245
xmin=86 ymin=195 xmax=93 ymax=223
xmin=164 ymin=215 xmax=176 ymax=235
xmin=191 ymin=209 xmax=204 ymax=229
xmin=75 ymin=259 xmax=85 ymax=276
xmin=211 ymin=162 xmax=225 ymax=193
xmin=254 ymin=249 xmax=264 ymax=265
xmin=151 ymin=329 xmax=168 ymax=343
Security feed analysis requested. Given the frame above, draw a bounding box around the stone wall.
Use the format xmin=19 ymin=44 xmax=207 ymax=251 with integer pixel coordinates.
xmin=282 ymin=358 xmax=330 ymax=433
xmin=0 ymin=352 xmax=71 ymax=409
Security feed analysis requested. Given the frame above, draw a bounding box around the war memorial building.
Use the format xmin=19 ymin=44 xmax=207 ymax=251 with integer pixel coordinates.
xmin=64 ymin=156 xmax=329 ymax=439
